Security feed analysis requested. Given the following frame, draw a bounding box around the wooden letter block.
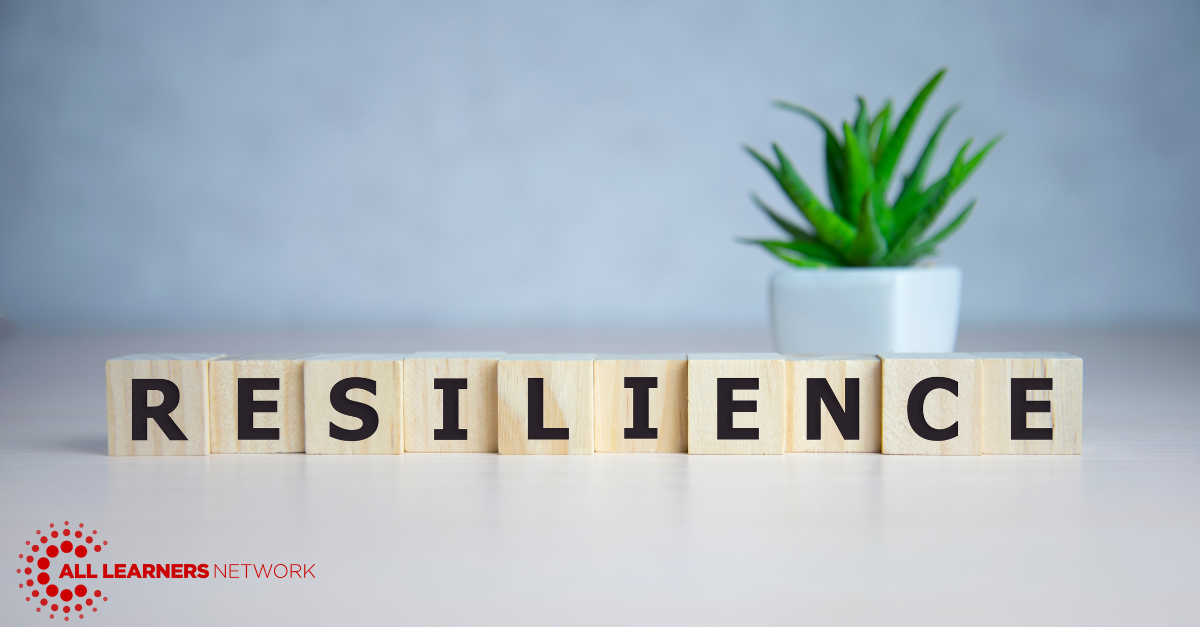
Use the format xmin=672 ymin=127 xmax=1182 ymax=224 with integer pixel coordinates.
xmin=977 ymin=352 xmax=1083 ymax=455
xmin=497 ymin=355 xmax=594 ymax=455
xmin=403 ymin=352 xmax=504 ymax=452
xmin=210 ymin=355 xmax=308 ymax=453
xmin=687 ymin=354 xmax=785 ymax=455
xmin=881 ymin=353 xmax=980 ymax=455
xmin=593 ymin=354 xmax=687 ymax=453
xmin=784 ymin=354 xmax=881 ymax=453
xmin=106 ymin=354 xmax=223 ymax=456
xmin=303 ymin=355 xmax=405 ymax=455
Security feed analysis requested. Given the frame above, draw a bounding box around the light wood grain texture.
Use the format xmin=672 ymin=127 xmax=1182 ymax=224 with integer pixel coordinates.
xmin=404 ymin=352 xmax=503 ymax=452
xmin=593 ymin=354 xmax=687 ymax=453
xmin=498 ymin=355 xmax=594 ymax=455
xmin=210 ymin=355 xmax=308 ymax=453
xmin=687 ymin=354 xmax=785 ymax=455
xmin=881 ymin=353 xmax=980 ymax=455
xmin=106 ymin=354 xmax=223 ymax=456
xmin=303 ymin=355 xmax=405 ymax=455
xmin=784 ymin=354 xmax=881 ymax=453
xmin=976 ymin=352 xmax=1083 ymax=455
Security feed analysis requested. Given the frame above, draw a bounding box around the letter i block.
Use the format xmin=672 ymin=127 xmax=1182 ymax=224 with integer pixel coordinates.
xmin=497 ymin=355 xmax=594 ymax=455
xmin=106 ymin=354 xmax=224 ymax=455
xmin=880 ymin=354 xmax=981 ymax=455
xmin=784 ymin=355 xmax=881 ymax=452
xmin=593 ymin=355 xmax=688 ymax=453
xmin=403 ymin=352 xmax=504 ymax=452
xmin=209 ymin=355 xmax=309 ymax=453
xmin=303 ymin=355 xmax=405 ymax=455
xmin=976 ymin=352 xmax=1083 ymax=455
xmin=686 ymin=354 xmax=785 ymax=455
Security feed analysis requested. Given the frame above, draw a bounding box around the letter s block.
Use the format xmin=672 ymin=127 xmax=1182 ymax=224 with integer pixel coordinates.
xmin=976 ymin=352 xmax=1082 ymax=455
xmin=106 ymin=354 xmax=223 ymax=456
xmin=303 ymin=355 xmax=405 ymax=455
xmin=686 ymin=354 xmax=785 ymax=455
xmin=881 ymin=353 xmax=980 ymax=455
xmin=209 ymin=355 xmax=308 ymax=453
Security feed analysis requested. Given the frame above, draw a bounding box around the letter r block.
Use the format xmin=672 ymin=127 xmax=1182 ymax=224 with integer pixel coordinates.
xmin=497 ymin=355 xmax=594 ymax=455
xmin=593 ymin=355 xmax=688 ymax=453
xmin=106 ymin=354 xmax=223 ymax=455
xmin=785 ymin=355 xmax=881 ymax=453
xmin=976 ymin=352 xmax=1082 ymax=455
xmin=303 ymin=355 xmax=405 ymax=455
xmin=209 ymin=355 xmax=308 ymax=453
xmin=686 ymin=354 xmax=785 ymax=455
xmin=880 ymin=354 xmax=980 ymax=455
xmin=403 ymin=352 xmax=504 ymax=452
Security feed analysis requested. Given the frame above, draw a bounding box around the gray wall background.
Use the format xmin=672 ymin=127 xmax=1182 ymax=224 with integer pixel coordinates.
xmin=1 ymin=0 xmax=1197 ymax=331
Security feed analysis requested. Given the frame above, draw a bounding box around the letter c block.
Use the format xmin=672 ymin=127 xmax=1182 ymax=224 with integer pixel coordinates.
xmin=881 ymin=353 xmax=981 ymax=455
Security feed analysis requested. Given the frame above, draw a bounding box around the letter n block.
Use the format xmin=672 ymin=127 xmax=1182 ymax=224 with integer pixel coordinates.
xmin=210 ymin=355 xmax=308 ymax=453
xmin=686 ymin=354 xmax=785 ymax=455
xmin=785 ymin=355 xmax=881 ymax=452
xmin=403 ymin=352 xmax=504 ymax=452
xmin=106 ymin=354 xmax=223 ymax=456
xmin=303 ymin=355 xmax=405 ymax=455
xmin=497 ymin=355 xmax=594 ymax=455
xmin=881 ymin=354 xmax=980 ymax=455
xmin=593 ymin=354 xmax=688 ymax=453
xmin=976 ymin=352 xmax=1083 ymax=455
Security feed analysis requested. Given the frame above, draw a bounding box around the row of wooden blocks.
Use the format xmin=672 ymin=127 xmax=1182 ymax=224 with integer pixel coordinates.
xmin=106 ymin=352 xmax=1082 ymax=456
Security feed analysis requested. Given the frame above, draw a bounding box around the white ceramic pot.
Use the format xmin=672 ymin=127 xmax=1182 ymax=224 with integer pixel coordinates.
xmin=769 ymin=266 xmax=962 ymax=354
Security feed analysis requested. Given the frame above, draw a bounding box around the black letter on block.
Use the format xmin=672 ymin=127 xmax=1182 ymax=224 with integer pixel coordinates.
xmin=907 ymin=377 xmax=958 ymax=441
xmin=433 ymin=378 xmax=469 ymax=440
xmin=623 ymin=377 xmax=658 ymax=439
xmin=132 ymin=379 xmax=187 ymax=440
xmin=527 ymin=378 xmax=568 ymax=440
xmin=717 ymin=378 xmax=759 ymax=440
xmin=329 ymin=377 xmax=378 ymax=442
xmin=238 ymin=378 xmax=280 ymax=440
xmin=1011 ymin=378 xmax=1054 ymax=440
xmin=807 ymin=378 xmax=859 ymax=441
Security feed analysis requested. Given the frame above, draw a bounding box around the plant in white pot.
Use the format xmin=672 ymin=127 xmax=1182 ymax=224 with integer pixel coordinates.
xmin=742 ymin=69 xmax=1001 ymax=354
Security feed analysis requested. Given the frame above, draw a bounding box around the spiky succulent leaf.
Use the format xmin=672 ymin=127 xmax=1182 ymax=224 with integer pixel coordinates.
xmin=756 ymin=240 xmax=839 ymax=268
xmin=841 ymin=123 xmax=874 ymax=226
xmin=743 ymin=238 xmax=846 ymax=265
xmin=890 ymin=105 xmax=959 ymax=235
xmin=883 ymin=199 xmax=975 ymax=266
xmin=891 ymin=133 xmax=1000 ymax=246
xmin=854 ymin=96 xmax=871 ymax=149
xmin=843 ymin=195 xmax=888 ymax=265
xmin=773 ymin=100 xmax=848 ymax=218
xmin=869 ymin=100 xmax=892 ymax=162
xmin=745 ymin=143 xmax=858 ymax=252
xmin=874 ymin=68 xmax=946 ymax=194
xmin=750 ymin=194 xmax=815 ymax=242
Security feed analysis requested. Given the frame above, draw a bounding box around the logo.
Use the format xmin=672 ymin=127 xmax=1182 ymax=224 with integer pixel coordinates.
xmin=17 ymin=520 xmax=107 ymax=621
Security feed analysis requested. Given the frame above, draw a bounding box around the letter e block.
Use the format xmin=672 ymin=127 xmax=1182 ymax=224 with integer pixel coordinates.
xmin=594 ymin=355 xmax=687 ymax=453
xmin=881 ymin=353 xmax=980 ymax=455
xmin=498 ymin=355 xmax=594 ymax=455
xmin=303 ymin=355 xmax=405 ymax=455
xmin=977 ymin=352 xmax=1082 ymax=455
xmin=106 ymin=354 xmax=223 ymax=456
xmin=210 ymin=355 xmax=308 ymax=453
xmin=687 ymin=354 xmax=785 ymax=455
xmin=404 ymin=352 xmax=504 ymax=452
xmin=785 ymin=355 xmax=881 ymax=452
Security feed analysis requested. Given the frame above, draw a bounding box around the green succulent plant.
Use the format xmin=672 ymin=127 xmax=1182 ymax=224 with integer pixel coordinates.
xmin=742 ymin=68 xmax=1001 ymax=267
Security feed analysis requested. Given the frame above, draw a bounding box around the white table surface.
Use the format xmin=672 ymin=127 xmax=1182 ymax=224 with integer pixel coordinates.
xmin=2 ymin=327 xmax=1198 ymax=626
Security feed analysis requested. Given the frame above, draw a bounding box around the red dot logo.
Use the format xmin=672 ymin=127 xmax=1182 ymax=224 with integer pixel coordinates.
xmin=19 ymin=521 xmax=108 ymax=621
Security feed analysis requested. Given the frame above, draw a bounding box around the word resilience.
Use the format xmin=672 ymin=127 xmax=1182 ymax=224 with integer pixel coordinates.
xmin=105 ymin=352 xmax=1082 ymax=456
